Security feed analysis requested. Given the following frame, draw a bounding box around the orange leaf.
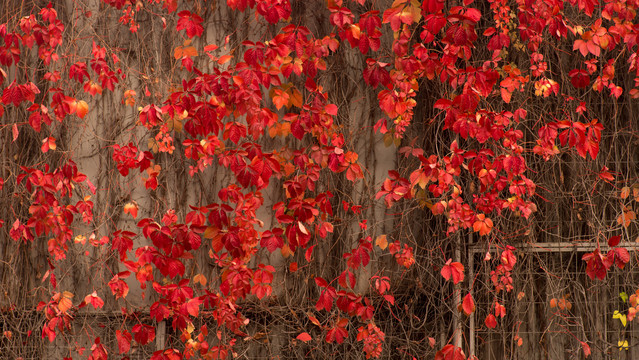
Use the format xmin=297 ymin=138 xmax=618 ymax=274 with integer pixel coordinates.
xmin=193 ymin=273 xmax=207 ymax=286
xmin=280 ymin=243 xmax=293 ymax=258
xmin=76 ymin=100 xmax=89 ymax=118
xmin=57 ymin=291 xmax=74 ymax=313
xmin=123 ymin=202 xmax=138 ymax=218
xmin=174 ymin=45 xmax=198 ymax=59
xmin=375 ymin=234 xmax=388 ymax=250
xmin=217 ymin=54 xmax=233 ymax=65
xmin=472 ymin=214 xmax=493 ymax=236
xmin=41 ymin=137 xmax=56 ymax=153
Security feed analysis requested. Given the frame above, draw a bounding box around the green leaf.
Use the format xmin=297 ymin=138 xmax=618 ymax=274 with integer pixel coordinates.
xmin=620 ymin=292 xmax=628 ymax=303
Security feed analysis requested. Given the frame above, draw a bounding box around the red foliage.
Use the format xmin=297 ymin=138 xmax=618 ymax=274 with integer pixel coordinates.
xmin=2 ymin=0 xmax=631 ymax=357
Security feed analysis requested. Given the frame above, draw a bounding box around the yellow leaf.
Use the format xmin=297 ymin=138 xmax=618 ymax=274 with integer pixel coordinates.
xmin=74 ymin=235 xmax=86 ymax=245
xmin=618 ymin=340 xmax=629 ymax=350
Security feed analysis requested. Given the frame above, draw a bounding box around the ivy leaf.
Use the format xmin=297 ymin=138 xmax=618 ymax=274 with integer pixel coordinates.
xmin=472 ymin=214 xmax=493 ymax=236
xmin=375 ymin=234 xmax=388 ymax=249
xmin=81 ymin=291 xmax=104 ymax=309
xmin=115 ymin=330 xmax=131 ymax=354
xmin=580 ymin=341 xmax=591 ymax=357
xmin=613 ymin=310 xmax=628 ymax=327
xmin=41 ymin=136 xmax=56 ymax=153
xmin=132 ymin=324 xmax=156 ymax=345
xmin=176 ymin=11 xmax=204 ymax=38
xmin=123 ymin=202 xmax=138 ymax=218
xmin=608 ymin=235 xmax=621 ymax=247
xmin=440 ymin=259 xmax=465 ymax=284
xmin=462 ymin=293 xmax=475 ymax=315
xmin=485 ymin=314 xmax=497 ymax=329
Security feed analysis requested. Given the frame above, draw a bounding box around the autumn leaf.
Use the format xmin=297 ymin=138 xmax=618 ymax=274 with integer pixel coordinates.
xmin=80 ymin=291 xmax=104 ymax=309
xmin=375 ymin=234 xmax=388 ymax=249
xmin=41 ymin=136 xmax=56 ymax=153
xmin=296 ymin=332 xmax=312 ymax=342
xmin=473 ymin=214 xmax=493 ymax=236
xmin=608 ymin=235 xmax=621 ymax=247
xmin=485 ymin=314 xmax=497 ymax=329
xmin=462 ymin=293 xmax=475 ymax=315
xmin=580 ymin=341 xmax=591 ymax=357
xmin=57 ymin=291 xmax=74 ymax=313
xmin=76 ymin=100 xmax=89 ymax=118
xmin=599 ymin=166 xmax=614 ymax=182
xmin=132 ymin=324 xmax=156 ymax=345
xmin=176 ymin=11 xmax=204 ymax=38
xmin=617 ymin=206 xmax=636 ymax=228
xmin=123 ymin=202 xmax=138 ymax=218
xmin=193 ymin=273 xmax=207 ymax=286
xmin=116 ymin=330 xmax=132 ymax=354
xmin=440 ymin=259 xmax=465 ymax=284
xmin=174 ymin=45 xmax=198 ymax=59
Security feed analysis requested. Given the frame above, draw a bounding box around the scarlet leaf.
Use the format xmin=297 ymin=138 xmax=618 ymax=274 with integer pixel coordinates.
xmin=608 ymin=235 xmax=621 ymax=247
xmin=462 ymin=293 xmax=475 ymax=315
xmin=485 ymin=314 xmax=497 ymax=329
xmin=435 ymin=344 xmax=466 ymax=360
xmin=176 ymin=11 xmax=204 ymax=38
xmin=116 ymin=330 xmax=132 ymax=354
xmin=296 ymin=332 xmax=312 ymax=342
xmin=132 ymin=324 xmax=156 ymax=345
xmin=81 ymin=291 xmax=104 ymax=309
xmin=580 ymin=341 xmax=591 ymax=357
xmin=441 ymin=259 xmax=465 ymax=284
xmin=41 ymin=136 xmax=56 ymax=153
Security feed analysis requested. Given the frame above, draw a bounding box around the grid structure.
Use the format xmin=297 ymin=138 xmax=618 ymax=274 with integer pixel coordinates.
xmin=469 ymin=242 xmax=639 ymax=360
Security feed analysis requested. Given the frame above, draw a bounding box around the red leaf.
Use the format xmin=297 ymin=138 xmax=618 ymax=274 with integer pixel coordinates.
xmin=462 ymin=293 xmax=475 ymax=315
xmin=582 ymin=248 xmax=611 ymax=280
xmin=41 ymin=136 xmax=56 ymax=153
xmin=176 ymin=11 xmax=204 ymax=38
xmin=435 ymin=344 xmax=466 ymax=360
xmin=608 ymin=235 xmax=621 ymax=247
xmin=598 ymin=166 xmax=614 ymax=182
xmin=441 ymin=259 xmax=465 ymax=284
xmin=296 ymin=332 xmax=312 ymax=342
xmin=580 ymin=341 xmax=591 ymax=357
xmin=485 ymin=314 xmax=497 ymax=329
xmin=607 ymin=247 xmax=630 ymax=269
xmin=325 ymin=103 xmax=338 ymax=115
xmin=132 ymin=324 xmax=156 ymax=345
xmin=82 ymin=291 xmax=104 ymax=309
xmin=116 ymin=330 xmax=132 ymax=354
